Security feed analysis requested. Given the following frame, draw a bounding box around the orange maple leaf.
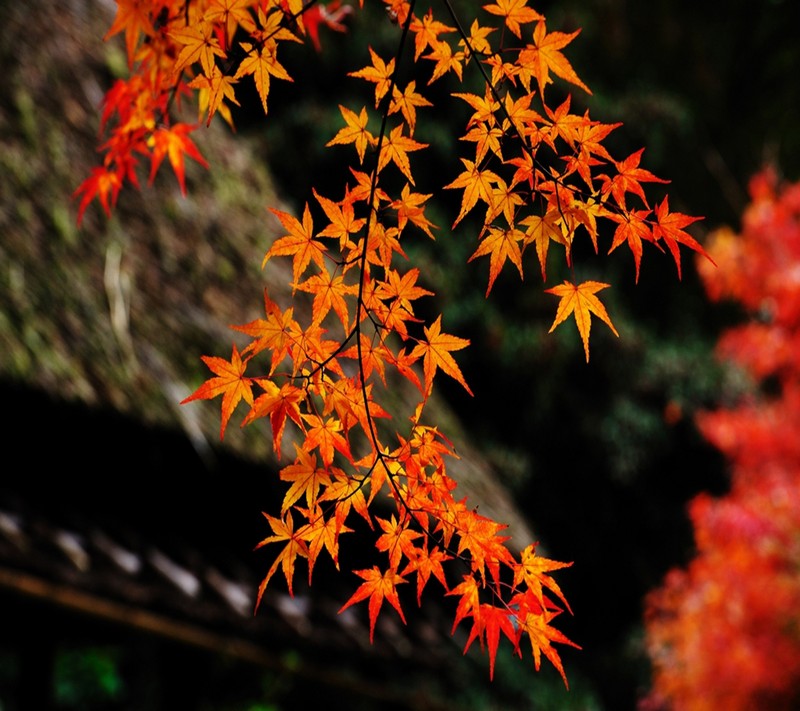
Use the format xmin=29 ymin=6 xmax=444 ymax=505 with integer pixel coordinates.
xmin=242 ymin=380 xmax=305 ymax=455
xmin=652 ymin=196 xmax=709 ymax=279
xmin=513 ymin=591 xmax=580 ymax=688
xmin=600 ymin=148 xmax=668 ymax=210
xmin=326 ymin=105 xmax=374 ymax=164
xmin=181 ymin=344 xmax=254 ymax=438
xmin=389 ymin=81 xmax=433 ymax=132
xmin=104 ymin=0 xmax=155 ymax=66
xmin=449 ymin=574 xmax=482 ymax=633
xmin=464 ymin=603 xmax=518 ymax=680
xmin=483 ymin=0 xmax=543 ymax=38
xmin=468 ymin=226 xmax=526 ymax=296
xmin=170 ymin=20 xmax=226 ymax=77
xmin=299 ymin=507 xmax=351 ymax=581
xmin=148 ymin=124 xmax=209 ymax=195
xmin=519 ymin=20 xmax=591 ymax=95
xmin=348 ymin=46 xmax=395 ymax=107
xmin=402 ymin=544 xmax=450 ymax=604
xmin=545 ymin=280 xmax=619 ymax=362
xmin=607 ymin=208 xmax=655 ymax=283
xmin=410 ymin=8 xmax=456 ymax=60
xmin=300 ymin=414 xmax=353 ymax=467
xmin=339 ymin=566 xmax=408 ymax=642
xmin=234 ymin=291 xmax=298 ymax=372
xmin=235 ymin=41 xmax=293 ymax=115
xmin=279 ymin=444 xmax=332 ymax=513
xmin=264 ymin=204 xmax=327 ymax=285
xmin=513 ymin=543 xmax=573 ymax=613
xmin=520 ymin=209 xmax=564 ymax=281
xmin=73 ymin=166 xmax=122 ymax=226
xmin=410 ymin=315 xmax=473 ymax=395
xmin=377 ymin=125 xmax=428 ymax=184
xmin=445 ymin=158 xmax=501 ymax=228
xmin=189 ymin=66 xmax=240 ymax=127
xmin=255 ymin=512 xmax=309 ymax=602
xmin=375 ymin=515 xmax=423 ymax=570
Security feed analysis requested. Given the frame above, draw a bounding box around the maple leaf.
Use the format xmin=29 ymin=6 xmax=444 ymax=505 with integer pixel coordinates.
xmin=445 ymin=158 xmax=502 ymax=228
xmin=468 ymin=226 xmax=526 ymax=296
xmin=377 ymin=125 xmax=428 ymax=184
xmin=389 ymin=81 xmax=432 ymax=133
xmin=520 ymin=209 xmax=564 ymax=280
xmin=204 ymin=0 xmax=257 ymax=50
xmin=279 ymin=444 xmax=332 ymax=513
xmin=189 ymin=65 xmax=240 ymax=127
xmin=235 ymin=40 xmax=293 ymax=115
xmin=545 ymin=281 xmax=619 ymax=362
xmin=294 ymin=263 xmax=358 ymax=329
xmin=73 ymin=166 xmax=122 ymax=226
xmin=410 ymin=8 xmax=456 ymax=61
xmin=449 ymin=574 xmax=482 ymax=633
xmin=600 ymin=148 xmax=668 ymax=210
xmin=349 ymin=47 xmax=395 ymax=107
xmin=513 ymin=591 xmax=580 ymax=687
xmin=514 ymin=543 xmax=573 ymax=613
xmin=339 ymin=566 xmax=408 ymax=642
xmin=181 ymin=344 xmax=254 ymax=438
xmin=234 ymin=291 xmax=298 ymax=372
xmin=264 ymin=204 xmax=327 ymax=285
xmin=104 ymin=0 xmax=155 ymax=66
xmin=319 ymin=467 xmax=372 ymax=529
xmin=302 ymin=1 xmax=353 ymax=52
xmin=326 ymin=104 xmax=374 ymax=163
xmin=299 ymin=506 xmax=352 ymax=581
xmin=148 ymin=124 xmax=209 ymax=195
xmin=375 ymin=515 xmax=422 ymax=570
xmin=375 ymin=267 xmax=434 ymax=315
xmin=483 ymin=0 xmax=544 ymax=39
xmin=170 ymin=20 xmax=226 ymax=77
xmin=300 ymin=414 xmax=353 ymax=467
xmin=402 ymin=545 xmax=450 ymax=604
xmin=423 ymin=38 xmax=464 ymax=83
xmin=242 ymin=380 xmax=305 ymax=455
xmin=464 ymin=603 xmax=518 ymax=680
xmin=391 ymin=184 xmax=437 ymax=238
xmin=255 ymin=512 xmax=308 ymax=602
xmin=651 ymin=196 xmax=709 ymax=279
xmin=410 ymin=315 xmax=473 ymax=395
xmin=518 ymin=20 xmax=591 ymax=95
xmin=607 ymin=208 xmax=656 ymax=283
xmin=313 ymin=188 xmax=367 ymax=250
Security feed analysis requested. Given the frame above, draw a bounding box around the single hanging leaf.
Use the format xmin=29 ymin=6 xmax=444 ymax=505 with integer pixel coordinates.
xmin=483 ymin=0 xmax=543 ymax=39
xmin=255 ymin=512 xmax=309 ymax=602
xmin=148 ymin=124 xmax=209 ymax=195
xmin=545 ymin=280 xmax=619 ymax=361
xmin=410 ymin=315 xmax=473 ymax=395
xmin=519 ymin=20 xmax=591 ymax=95
xmin=652 ymin=196 xmax=710 ymax=279
xmin=181 ymin=344 xmax=254 ymax=438
xmin=339 ymin=566 xmax=408 ymax=642
xmin=326 ymin=104 xmax=374 ymax=163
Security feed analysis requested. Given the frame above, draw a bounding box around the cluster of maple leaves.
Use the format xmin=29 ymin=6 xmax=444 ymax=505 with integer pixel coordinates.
xmin=76 ymin=0 xmax=709 ymax=685
xmin=643 ymin=168 xmax=800 ymax=710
